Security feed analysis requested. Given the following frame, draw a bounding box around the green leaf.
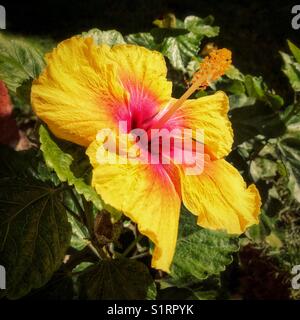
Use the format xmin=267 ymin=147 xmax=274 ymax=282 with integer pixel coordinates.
xmin=125 ymin=32 xmax=157 ymax=50
xmin=219 ymin=71 xmax=283 ymax=111
xmin=225 ymin=65 xmax=245 ymax=81
xmin=170 ymin=208 xmax=239 ymax=287
xmin=39 ymin=125 xmax=103 ymax=211
xmin=24 ymin=269 xmax=74 ymax=300
xmin=158 ymin=15 xmax=218 ymax=71
xmin=250 ymin=157 xmax=278 ymax=181
xmin=0 ymin=146 xmax=37 ymax=178
xmin=0 ymin=177 xmax=71 ymax=299
xmin=159 ymin=32 xmax=202 ymax=71
xmin=266 ymin=93 xmax=285 ymax=110
xmin=288 ymin=40 xmax=300 ymax=64
xmin=158 ymin=276 xmax=221 ymax=300
xmin=82 ymin=29 xmax=125 ymax=46
xmin=126 ymin=14 xmax=219 ymax=72
xmin=244 ymin=75 xmax=265 ymax=98
xmin=280 ymin=51 xmax=300 ymax=92
xmin=0 ymin=33 xmax=45 ymax=92
xmin=246 ymin=210 xmax=278 ymax=243
xmin=278 ymin=112 xmax=300 ymax=203
xmin=68 ymin=213 xmax=90 ymax=251
xmin=244 ymin=75 xmax=284 ymax=110
xmin=230 ymin=103 xmax=286 ymax=146
xmin=2 ymin=33 xmax=56 ymax=55
xmin=184 ymin=15 xmax=219 ymax=38
xmin=0 ymin=145 xmax=59 ymax=184
xmin=153 ymin=13 xmax=177 ymax=28
xmin=229 ymin=94 xmax=256 ymax=110
xmin=219 ymin=79 xmax=245 ymax=95
xmin=78 ymin=259 xmax=156 ymax=299
xmin=73 ymin=261 xmax=94 ymax=273
xmin=15 ymin=78 xmax=33 ymax=105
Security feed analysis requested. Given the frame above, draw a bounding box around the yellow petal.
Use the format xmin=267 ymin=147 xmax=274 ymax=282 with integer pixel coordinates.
xmin=179 ymin=158 xmax=261 ymax=234
xmin=86 ymin=140 xmax=181 ymax=272
xmin=31 ymin=37 xmax=171 ymax=146
xmin=31 ymin=36 xmax=126 ymax=146
xmin=110 ymin=44 xmax=172 ymax=109
xmin=170 ymin=91 xmax=233 ymax=159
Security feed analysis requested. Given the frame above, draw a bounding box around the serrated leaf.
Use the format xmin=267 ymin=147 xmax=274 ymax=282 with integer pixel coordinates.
xmin=184 ymin=15 xmax=219 ymax=38
xmin=68 ymin=214 xmax=89 ymax=251
xmin=278 ymin=112 xmax=300 ymax=202
xmin=170 ymin=208 xmax=239 ymax=287
xmin=0 ymin=34 xmax=45 ymax=92
xmin=126 ymin=14 xmax=219 ymax=72
xmin=125 ymin=32 xmax=157 ymax=50
xmin=288 ymin=40 xmax=300 ymax=64
xmin=225 ymin=65 xmax=245 ymax=81
xmin=244 ymin=75 xmax=284 ymax=110
xmin=250 ymin=157 xmax=278 ymax=181
xmin=78 ymin=259 xmax=156 ymax=299
xmin=0 ymin=176 xmax=71 ymax=299
xmin=280 ymin=51 xmax=300 ymax=92
xmin=39 ymin=125 xmax=103 ymax=211
xmin=158 ymin=15 xmax=218 ymax=70
xmin=82 ymin=29 xmax=125 ymax=46
xmin=160 ymin=32 xmax=202 ymax=71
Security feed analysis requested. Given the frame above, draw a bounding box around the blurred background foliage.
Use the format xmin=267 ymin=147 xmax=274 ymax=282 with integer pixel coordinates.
xmin=1 ymin=0 xmax=300 ymax=300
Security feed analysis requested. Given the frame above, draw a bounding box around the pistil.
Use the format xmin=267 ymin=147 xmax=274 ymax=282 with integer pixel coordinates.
xmin=150 ymin=48 xmax=232 ymax=130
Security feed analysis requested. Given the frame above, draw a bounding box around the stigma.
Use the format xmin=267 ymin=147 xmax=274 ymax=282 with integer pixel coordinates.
xmin=151 ymin=48 xmax=232 ymax=130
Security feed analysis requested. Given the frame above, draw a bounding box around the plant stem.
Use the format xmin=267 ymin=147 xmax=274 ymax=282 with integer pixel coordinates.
xmin=130 ymin=252 xmax=150 ymax=260
xmin=64 ymin=246 xmax=97 ymax=271
xmin=87 ymin=241 xmax=102 ymax=260
xmin=122 ymin=234 xmax=144 ymax=257
xmin=67 ymin=189 xmax=109 ymax=261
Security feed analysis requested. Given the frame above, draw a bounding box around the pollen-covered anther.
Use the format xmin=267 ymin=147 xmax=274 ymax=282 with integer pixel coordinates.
xmin=151 ymin=48 xmax=232 ymax=130
xmin=191 ymin=48 xmax=232 ymax=89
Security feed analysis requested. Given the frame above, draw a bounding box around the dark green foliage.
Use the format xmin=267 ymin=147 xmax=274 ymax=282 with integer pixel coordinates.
xmin=1 ymin=12 xmax=300 ymax=300
xmin=78 ymin=259 xmax=156 ymax=300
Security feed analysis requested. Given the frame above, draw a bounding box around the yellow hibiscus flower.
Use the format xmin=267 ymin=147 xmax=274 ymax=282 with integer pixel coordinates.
xmin=31 ymin=36 xmax=261 ymax=273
